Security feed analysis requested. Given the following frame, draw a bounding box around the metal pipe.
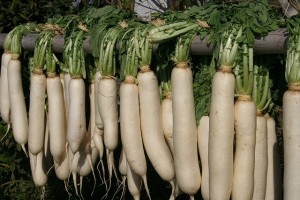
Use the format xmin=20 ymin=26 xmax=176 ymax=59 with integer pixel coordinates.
xmin=0 ymin=28 xmax=288 ymax=54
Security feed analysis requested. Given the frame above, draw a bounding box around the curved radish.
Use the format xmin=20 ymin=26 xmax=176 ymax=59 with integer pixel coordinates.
xmin=67 ymin=78 xmax=86 ymax=154
xmin=138 ymin=69 xmax=175 ymax=197
xmin=0 ymin=52 xmax=12 ymax=124
xmin=28 ymin=70 xmax=46 ymax=155
xmin=172 ymin=65 xmax=201 ymax=197
xmin=47 ymin=74 xmax=67 ymax=164
xmin=252 ymin=114 xmax=268 ymax=200
xmin=97 ymin=76 xmax=118 ymax=182
xmin=120 ymin=76 xmax=150 ymax=198
xmin=98 ymin=77 xmax=118 ymax=151
xmin=197 ymin=116 xmax=209 ymax=200
xmin=265 ymin=115 xmax=282 ymax=200
xmin=232 ymin=96 xmax=256 ymax=200
xmin=209 ymin=70 xmax=235 ymax=200
xmin=7 ymin=57 xmax=28 ymax=155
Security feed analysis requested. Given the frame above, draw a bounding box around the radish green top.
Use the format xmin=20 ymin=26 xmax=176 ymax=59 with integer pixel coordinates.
xmin=234 ymin=45 xmax=254 ymax=96
xmin=252 ymin=66 xmax=272 ymax=113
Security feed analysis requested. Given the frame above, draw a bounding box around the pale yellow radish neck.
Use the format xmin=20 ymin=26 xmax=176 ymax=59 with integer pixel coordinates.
xmin=252 ymin=112 xmax=268 ymax=200
xmin=198 ymin=116 xmax=209 ymax=200
xmin=209 ymin=69 xmax=235 ymax=200
xmin=172 ymin=64 xmax=201 ymax=196
xmin=232 ymin=96 xmax=256 ymax=200
xmin=283 ymin=86 xmax=300 ymax=200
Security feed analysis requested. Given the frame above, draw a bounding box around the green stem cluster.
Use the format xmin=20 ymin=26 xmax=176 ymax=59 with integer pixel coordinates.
xmin=64 ymin=30 xmax=86 ymax=77
xmin=172 ymin=32 xmax=195 ymax=64
xmin=234 ymin=45 xmax=254 ymax=95
xmin=252 ymin=65 xmax=272 ymax=112
xmin=98 ymin=27 xmax=123 ymax=76
xmin=285 ymin=26 xmax=300 ymax=84
xmin=148 ymin=21 xmax=199 ymax=44
xmin=219 ymin=26 xmax=243 ymax=68
xmin=33 ymin=31 xmax=54 ymax=71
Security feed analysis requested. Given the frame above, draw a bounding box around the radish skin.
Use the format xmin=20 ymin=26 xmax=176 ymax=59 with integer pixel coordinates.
xmin=28 ymin=71 xmax=46 ymax=155
xmin=47 ymin=75 xmax=67 ymax=164
xmin=137 ymin=69 xmax=175 ymax=193
xmin=209 ymin=70 xmax=235 ymax=200
xmin=64 ymin=73 xmax=71 ymax=118
xmin=232 ymin=97 xmax=256 ymax=200
xmin=265 ymin=116 xmax=282 ymax=200
xmin=54 ymin=153 xmax=70 ymax=181
xmin=172 ymin=66 xmax=201 ymax=197
xmin=0 ymin=52 xmax=12 ymax=124
xmin=127 ymin=162 xmax=142 ymax=200
xmin=67 ymin=78 xmax=86 ymax=154
xmin=120 ymin=77 xmax=150 ymax=198
xmin=93 ymin=71 xmax=105 ymax=168
xmin=161 ymin=96 xmax=174 ymax=154
xmin=29 ymin=151 xmax=48 ymax=187
xmin=7 ymin=58 xmax=28 ymax=154
xmin=198 ymin=116 xmax=209 ymax=200
xmin=98 ymin=77 xmax=118 ymax=151
xmin=252 ymin=114 xmax=268 ymax=200
xmin=97 ymin=77 xmax=118 ymax=182
xmin=283 ymin=88 xmax=300 ymax=200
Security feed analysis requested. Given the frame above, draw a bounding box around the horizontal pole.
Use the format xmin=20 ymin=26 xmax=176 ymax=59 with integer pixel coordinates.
xmin=0 ymin=28 xmax=288 ymax=55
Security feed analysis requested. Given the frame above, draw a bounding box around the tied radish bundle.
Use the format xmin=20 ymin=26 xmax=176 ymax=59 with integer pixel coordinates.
xmin=136 ymin=26 xmax=175 ymax=199
xmin=96 ymin=26 xmax=124 ymax=186
xmin=232 ymin=45 xmax=256 ymax=200
xmin=209 ymin=26 xmax=242 ymax=200
xmin=118 ymin=28 xmax=151 ymax=199
xmin=171 ymin=32 xmax=201 ymax=199
xmin=28 ymin=31 xmax=52 ymax=163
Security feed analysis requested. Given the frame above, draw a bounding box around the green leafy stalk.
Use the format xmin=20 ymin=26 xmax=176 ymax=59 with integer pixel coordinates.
xmin=219 ymin=26 xmax=243 ymax=68
xmin=285 ymin=26 xmax=300 ymax=84
xmin=33 ymin=31 xmax=54 ymax=71
xmin=172 ymin=31 xmax=196 ymax=64
xmin=194 ymin=56 xmax=215 ymax=124
xmin=155 ymin=41 xmax=175 ymax=100
xmin=234 ymin=44 xmax=254 ymax=95
xmin=98 ymin=27 xmax=123 ymax=77
xmin=148 ymin=22 xmax=199 ymax=44
xmin=118 ymin=27 xmax=141 ymax=80
xmin=252 ymin=65 xmax=272 ymax=113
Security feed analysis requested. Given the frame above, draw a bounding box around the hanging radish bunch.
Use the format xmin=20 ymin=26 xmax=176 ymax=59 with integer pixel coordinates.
xmin=0 ymin=1 xmax=288 ymax=200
